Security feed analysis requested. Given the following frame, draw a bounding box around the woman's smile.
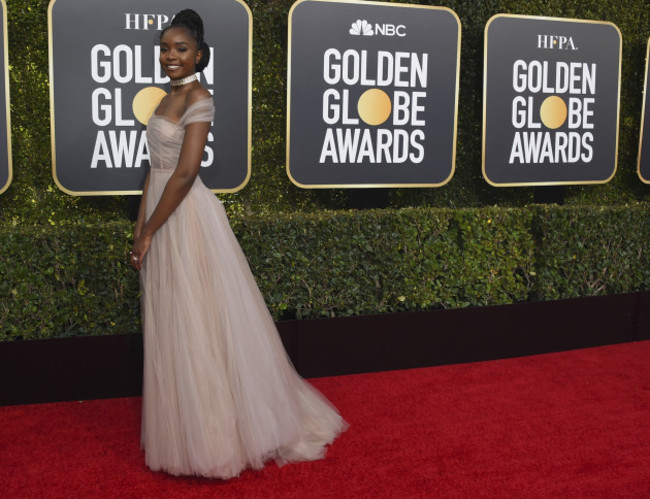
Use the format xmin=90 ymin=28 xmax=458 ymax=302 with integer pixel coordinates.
xmin=159 ymin=27 xmax=200 ymax=80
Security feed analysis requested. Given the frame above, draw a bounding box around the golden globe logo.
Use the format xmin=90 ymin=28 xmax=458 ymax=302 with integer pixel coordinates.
xmin=319 ymin=48 xmax=427 ymax=164
xmin=508 ymin=58 xmax=596 ymax=164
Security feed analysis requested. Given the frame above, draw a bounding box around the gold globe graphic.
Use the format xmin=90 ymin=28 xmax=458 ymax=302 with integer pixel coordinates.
xmin=132 ymin=87 xmax=167 ymax=126
xmin=540 ymin=96 xmax=567 ymax=130
xmin=357 ymin=89 xmax=392 ymax=126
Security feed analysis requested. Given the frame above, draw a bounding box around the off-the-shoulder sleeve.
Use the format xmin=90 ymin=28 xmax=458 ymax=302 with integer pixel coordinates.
xmin=180 ymin=98 xmax=215 ymax=127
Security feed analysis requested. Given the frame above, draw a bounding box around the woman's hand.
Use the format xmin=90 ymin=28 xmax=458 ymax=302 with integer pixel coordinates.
xmin=131 ymin=233 xmax=152 ymax=271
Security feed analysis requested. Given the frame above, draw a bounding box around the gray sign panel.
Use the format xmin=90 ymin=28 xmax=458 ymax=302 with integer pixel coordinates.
xmin=287 ymin=0 xmax=460 ymax=188
xmin=49 ymin=0 xmax=251 ymax=195
xmin=483 ymin=14 xmax=621 ymax=186
xmin=0 ymin=0 xmax=11 ymax=195
xmin=638 ymin=38 xmax=650 ymax=184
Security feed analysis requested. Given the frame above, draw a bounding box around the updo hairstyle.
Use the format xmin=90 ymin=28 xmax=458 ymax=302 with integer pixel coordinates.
xmin=161 ymin=9 xmax=211 ymax=72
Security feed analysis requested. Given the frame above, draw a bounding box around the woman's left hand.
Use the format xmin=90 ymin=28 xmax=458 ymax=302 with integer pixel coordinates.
xmin=131 ymin=233 xmax=152 ymax=271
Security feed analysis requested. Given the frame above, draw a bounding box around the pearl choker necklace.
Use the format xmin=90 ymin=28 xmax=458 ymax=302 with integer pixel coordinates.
xmin=170 ymin=74 xmax=198 ymax=87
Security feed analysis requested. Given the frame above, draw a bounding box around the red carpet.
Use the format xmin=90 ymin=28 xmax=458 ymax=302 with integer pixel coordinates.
xmin=2 ymin=341 xmax=650 ymax=498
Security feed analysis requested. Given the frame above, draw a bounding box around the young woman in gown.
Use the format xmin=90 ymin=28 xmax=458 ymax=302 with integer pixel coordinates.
xmin=130 ymin=9 xmax=346 ymax=479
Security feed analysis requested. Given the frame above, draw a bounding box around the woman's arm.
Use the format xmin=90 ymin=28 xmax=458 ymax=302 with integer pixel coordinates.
xmin=130 ymin=119 xmax=210 ymax=270
xmin=134 ymin=171 xmax=151 ymax=240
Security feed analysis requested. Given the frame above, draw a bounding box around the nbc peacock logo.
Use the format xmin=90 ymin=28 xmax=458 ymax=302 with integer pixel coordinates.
xmin=349 ymin=19 xmax=406 ymax=37
xmin=350 ymin=19 xmax=373 ymax=36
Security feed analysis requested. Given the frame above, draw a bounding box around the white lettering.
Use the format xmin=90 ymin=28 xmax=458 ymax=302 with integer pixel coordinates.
xmin=322 ymin=49 xmax=427 ymax=88
xmin=91 ymin=88 xmax=112 ymax=126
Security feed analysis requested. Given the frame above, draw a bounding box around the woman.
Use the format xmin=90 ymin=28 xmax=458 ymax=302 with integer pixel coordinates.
xmin=131 ymin=9 xmax=346 ymax=479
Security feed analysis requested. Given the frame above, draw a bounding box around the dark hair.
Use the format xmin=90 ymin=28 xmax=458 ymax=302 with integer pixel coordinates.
xmin=161 ymin=9 xmax=210 ymax=72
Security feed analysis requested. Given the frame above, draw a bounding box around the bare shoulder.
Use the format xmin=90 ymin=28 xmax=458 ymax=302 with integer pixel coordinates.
xmin=185 ymin=86 xmax=212 ymax=108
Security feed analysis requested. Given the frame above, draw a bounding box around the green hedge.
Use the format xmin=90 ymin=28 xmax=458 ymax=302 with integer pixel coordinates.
xmin=0 ymin=222 xmax=139 ymax=340
xmin=532 ymin=204 xmax=650 ymax=300
xmin=235 ymin=206 xmax=534 ymax=317
xmin=2 ymin=203 xmax=649 ymax=341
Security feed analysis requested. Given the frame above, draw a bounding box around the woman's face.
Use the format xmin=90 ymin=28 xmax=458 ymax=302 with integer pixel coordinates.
xmin=159 ymin=27 xmax=202 ymax=80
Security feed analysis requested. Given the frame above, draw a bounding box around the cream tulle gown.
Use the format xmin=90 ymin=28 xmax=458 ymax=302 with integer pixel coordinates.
xmin=140 ymin=97 xmax=346 ymax=478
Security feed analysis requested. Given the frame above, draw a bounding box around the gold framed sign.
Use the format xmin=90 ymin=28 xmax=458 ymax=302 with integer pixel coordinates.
xmin=0 ymin=0 xmax=11 ymax=195
xmin=48 ymin=0 xmax=251 ymax=195
xmin=287 ymin=0 xmax=461 ymax=188
xmin=483 ymin=14 xmax=621 ymax=187
xmin=638 ymin=37 xmax=650 ymax=185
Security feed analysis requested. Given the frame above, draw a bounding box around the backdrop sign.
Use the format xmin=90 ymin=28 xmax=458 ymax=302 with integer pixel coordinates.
xmin=48 ymin=0 xmax=251 ymax=195
xmin=638 ymin=38 xmax=650 ymax=184
xmin=0 ymin=0 xmax=11 ymax=195
xmin=287 ymin=0 xmax=460 ymax=188
xmin=483 ymin=14 xmax=621 ymax=186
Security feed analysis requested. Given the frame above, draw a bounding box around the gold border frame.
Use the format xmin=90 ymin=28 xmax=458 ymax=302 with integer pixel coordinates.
xmin=286 ymin=0 xmax=461 ymax=189
xmin=47 ymin=0 xmax=253 ymax=196
xmin=0 ymin=0 xmax=12 ymax=195
xmin=637 ymin=37 xmax=650 ymax=184
xmin=482 ymin=13 xmax=622 ymax=187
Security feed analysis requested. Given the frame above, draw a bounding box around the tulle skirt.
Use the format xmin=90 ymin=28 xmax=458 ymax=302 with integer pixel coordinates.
xmin=140 ymin=170 xmax=346 ymax=478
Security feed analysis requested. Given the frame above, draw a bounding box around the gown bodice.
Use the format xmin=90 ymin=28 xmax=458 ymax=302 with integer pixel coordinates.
xmin=147 ymin=98 xmax=215 ymax=172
